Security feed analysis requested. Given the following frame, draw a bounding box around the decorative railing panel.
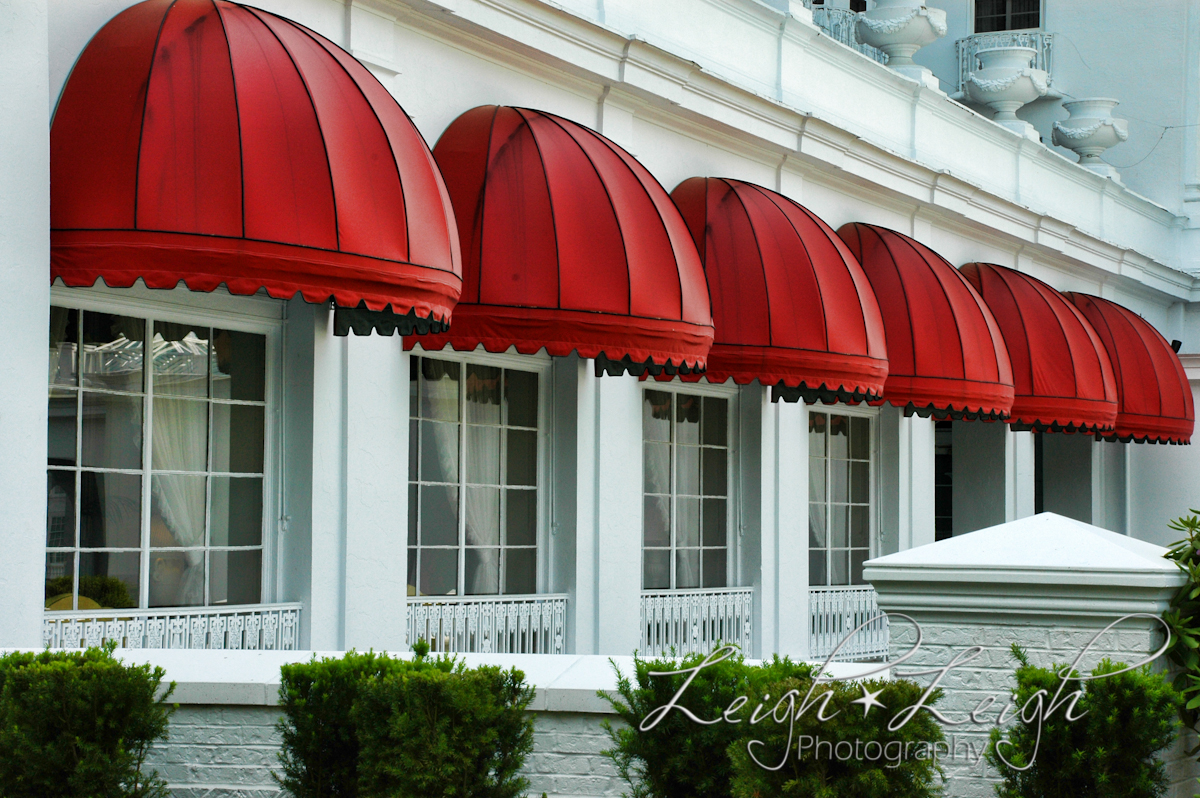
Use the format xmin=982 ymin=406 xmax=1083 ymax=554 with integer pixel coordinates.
xmin=811 ymin=8 xmax=889 ymax=65
xmin=809 ymin=586 xmax=889 ymax=662
xmin=956 ymin=31 xmax=1055 ymax=96
xmin=408 ymin=594 xmax=567 ymax=654
xmin=640 ymin=588 xmax=754 ymax=658
xmin=43 ymin=603 xmax=301 ymax=651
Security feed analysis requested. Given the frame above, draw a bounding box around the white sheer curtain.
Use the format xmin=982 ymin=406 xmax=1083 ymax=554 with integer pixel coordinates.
xmin=152 ymin=397 xmax=208 ymax=605
xmin=422 ymin=366 xmax=462 ymax=594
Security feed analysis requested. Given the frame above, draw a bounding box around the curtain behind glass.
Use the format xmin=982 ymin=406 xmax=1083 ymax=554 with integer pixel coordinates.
xmin=151 ymin=397 xmax=207 ymax=604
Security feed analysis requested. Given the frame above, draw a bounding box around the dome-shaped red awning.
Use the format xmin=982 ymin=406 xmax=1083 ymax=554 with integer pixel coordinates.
xmin=670 ymin=178 xmax=887 ymax=402
xmin=1066 ymin=293 xmax=1193 ymax=444
xmin=51 ymin=0 xmax=460 ymax=335
xmin=961 ymin=264 xmax=1117 ymax=433
xmin=837 ymin=224 xmax=1014 ymax=420
xmin=411 ymin=106 xmax=713 ymax=376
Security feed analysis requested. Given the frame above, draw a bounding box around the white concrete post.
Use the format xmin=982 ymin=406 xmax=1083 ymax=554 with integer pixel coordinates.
xmin=1005 ymin=428 xmax=1036 ymax=521
xmin=899 ymin=413 xmax=936 ymax=550
xmin=0 ymin=0 xmax=50 ymax=648
xmin=776 ymin=399 xmax=809 ymax=658
xmin=567 ymin=358 xmax=598 ymax=654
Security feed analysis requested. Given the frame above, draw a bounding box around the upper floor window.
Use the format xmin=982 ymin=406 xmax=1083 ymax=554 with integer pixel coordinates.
xmin=975 ymin=0 xmax=1040 ymax=32
xmin=808 ymin=411 xmax=874 ymax=587
xmin=642 ymin=389 xmax=731 ymax=591
xmin=407 ymin=356 xmax=541 ymax=597
xmin=46 ymin=306 xmax=268 ymax=611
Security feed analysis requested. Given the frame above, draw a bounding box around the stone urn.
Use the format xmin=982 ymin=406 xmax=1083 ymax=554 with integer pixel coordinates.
xmin=965 ymin=46 xmax=1049 ymax=140
xmin=855 ymin=0 xmax=947 ymax=88
xmin=1052 ymin=98 xmax=1129 ymax=180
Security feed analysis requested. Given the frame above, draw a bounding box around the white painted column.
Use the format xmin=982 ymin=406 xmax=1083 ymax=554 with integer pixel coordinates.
xmin=563 ymin=356 xmax=597 ymax=654
xmin=343 ymin=335 xmax=409 ymax=651
xmin=898 ymin=413 xmax=936 ymax=550
xmin=775 ymin=398 xmax=808 ymax=658
xmin=0 ymin=0 xmax=50 ymax=648
xmin=1005 ymin=428 xmax=1036 ymax=521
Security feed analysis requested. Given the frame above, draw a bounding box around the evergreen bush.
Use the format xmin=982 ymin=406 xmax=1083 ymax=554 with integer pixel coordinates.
xmin=0 ymin=644 xmax=175 ymax=798
xmin=986 ymin=644 xmax=1179 ymax=798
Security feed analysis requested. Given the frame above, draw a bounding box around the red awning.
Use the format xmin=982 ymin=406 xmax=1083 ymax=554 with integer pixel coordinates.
xmin=670 ymin=178 xmax=888 ymax=402
xmin=961 ymin=263 xmax=1118 ymax=433
xmin=51 ymin=0 xmax=460 ymax=336
xmin=412 ymin=106 xmax=713 ymax=376
xmin=1066 ymin=293 xmax=1194 ymax=444
xmin=837 ymin=224 xmax=1014 ymax=420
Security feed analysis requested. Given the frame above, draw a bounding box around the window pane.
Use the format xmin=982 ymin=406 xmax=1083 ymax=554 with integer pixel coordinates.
xmin=465 ymin=364 xmax=501 ymax=425
xmin=81 ymin=312 xmax=144 ymax=392
xmin=505 ymin=429 xmax=537 ymax=486
xmin=212 ymin=404 xmax=264 ymax=474
xmin=419 ymin=548 xmax=458 ymax=596
xmin=644 ymin=442 xmax=671 ymax=494
xmin=44 ymin=552 xmax=74 ymax=609
xmin=850 ymin=417 xmax=869 ymax=460
xmin=831 ymin=504 xmax=848 ymax=548
xmin=79 ymin=551 xmax=139 ymax=608
xmin=212 ymin=329 xmax=265 ymax=402
xmin=702 ymin=448 xmax=726 ymax=497
xmin=464 ymin=486 xmax=500 ymax=546
xmin=643 ymin=391 xmax=672 ymax=442
xmin=809 ymin=550 xmax=827 ymax=587
xmin=828 ymin=415 xmax=849 ymax=459
xmin=809 ymin=503 xmax=826 ymax=548
xmin=851 ymin=550 xmax=868 ymax=586
xmin=420 ymin=421 xmax=459 ymax=483
xmin=150 ymin=474 xmax=206 ymax=548
xmin=676 ymin=394 xmax=700 ymax=445
xmin=678 ymin=497 xmax=700 ymax=547
xmin=465 ymin=548 xmax=500 ymax=595
xmin=465 ymin=425 xmax=500 ymax=484
xmin=809 ymin=412 xmax=826 ymax=455
xmin=851 ymin=505 xmax=869 ymax=549
xmin=830 ymin=459 xmax=849 ymax=503
xmin=408 ymin=485 xmax=418 ymax=545
xmin=153 ymin=322 xmax=209 ymax=398
xmin=80 ymin=472 xmax=141 ymax=548
xmin=505 ymin=370 xmax=538 ymax=428
xmin=409 ymin=358 xmax=419 ymax=418
xmin=830 ymin=549 xmax=849 ymax=586
xmin=809 ymin=457 xmax=826 ymax=504
xmin=209 ymin=549 xmax=262 ymax=606
xmin=48 ymin=389 xmax=77 ymax=465
xmin=702 ymin=498 xmax=726 ymax=547
xmin=702 ymin=397 xmax=727 ymax=446
xmin=677 ymin=445 xmax=700 ymax=495
xmin=850 ymin=461 xmax=869 ymax=503
xmin=46 ymin=471 xmax=76 ymax=547
xmin=49 ymin=307 xmax=78 ymax=387
xmin=505 ymin=489 xmax=536 ymax=546
xmin=407 ymin=547 xmax=417 ymax=595
xmin=676 ymin=549 xmax=700 ymax=589
xmin=81 ymin=392 xmax=143 ymax=469
xmin=702 ymin=549 xmax=727 ymax=589
xmin=210 ymin=476 xmax=263 ymax=547
xmin=643 ymin=496 xmax=670 ymax=547
xmin=420 ymin=359 xmax=460 ymax=421
xmin=643 ymin=549 xmax=670 ymax=590
xmin=420 ymin=485 xmax=458 ymax=546
xmin=152 ymin=397 xmax=208 ymax=472
xmin=505 ymin=548 xmax=536 ymax=595
xmin=409 ymin=419 xmax=418 ymax=476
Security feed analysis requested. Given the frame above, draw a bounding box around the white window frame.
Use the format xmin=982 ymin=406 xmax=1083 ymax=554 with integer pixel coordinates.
xmin=806 ymin=403 xmax=880 ymax=587
xmin=48 ymin=282 xmax=284 ymax=608
xmin=971 ymin=0 xmax=1043 ymax=33
xmin=640 ymin=378 xmax=741 ymax=591
xmin=407 ymin=344 xmax=553 ymax=596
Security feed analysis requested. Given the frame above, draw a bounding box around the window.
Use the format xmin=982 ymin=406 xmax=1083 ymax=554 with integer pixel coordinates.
xmin=46 ymin=306 xmax=268 ymax=611
xmin=934 ymin=420 xmax=953 ymax=541
xmin=975 ymin=0 xmax=1040 ymax=32
xmin=642 ymin=389 xmax=730 ymax=590
xmin=408 ymin=356 xmax=541 ymax=597
xmin=808 ymin=411 xmax=873 ymax=587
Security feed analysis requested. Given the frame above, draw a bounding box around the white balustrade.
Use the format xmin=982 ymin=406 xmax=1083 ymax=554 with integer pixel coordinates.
xmin=407 ymin=594 xmax=567 ymax=654
xmin=639 ymin=588 xmax=754 ymax=658
xmin=809 ymin=586 xmax=889 ymax=662
xmin=811 ymin=7 xmax=888 ymax=64
xmin=956 ymin=31 xmax=1056 ymax=97
xmin=43 ymin=603 xmax=301 ymax=651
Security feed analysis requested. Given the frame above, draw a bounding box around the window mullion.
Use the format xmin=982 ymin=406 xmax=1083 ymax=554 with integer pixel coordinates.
xmin=458 ymin=357 xmax=467 ymax=597
xmin=73 ymin=331 xmax=83 ymax=610
xmin=670 ymin=395 xmax=677 ymax=591
xmin=498 ymin=368 xmax=508 ymax=595
xmin=140 ymin=316 xmax=153 ymax=610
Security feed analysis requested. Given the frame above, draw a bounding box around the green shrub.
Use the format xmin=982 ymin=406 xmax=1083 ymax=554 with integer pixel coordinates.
xmin=0 ymin=644 xmax=175 ymax=798
xmin=276 ymin=641 xmax=535 ymax=798
xmin=352 ymin=658 xmax=535 ymax=798
xmin=986 ymin=645 xmax=1179 ymax=798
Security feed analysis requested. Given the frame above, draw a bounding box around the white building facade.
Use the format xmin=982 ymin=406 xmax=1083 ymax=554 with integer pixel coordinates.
xmin=2 ymin=0 xmax=1199 ymax=669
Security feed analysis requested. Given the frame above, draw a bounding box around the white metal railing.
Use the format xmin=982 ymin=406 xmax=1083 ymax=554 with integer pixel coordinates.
xmin=956 ymin=31 xmax=1056 ymax=96
xmin=811 ymin=7 xmax=889 ymax=65
xmin=407 ymin=594 xmax=567 ymax=654
xmin=640 ymin=588 xmax=754 ymax=658
xmin=42 ymin=603 xmax=301 ymax=651
xmin=809 ymin=586 xmax=889 ymax=662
